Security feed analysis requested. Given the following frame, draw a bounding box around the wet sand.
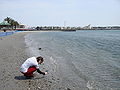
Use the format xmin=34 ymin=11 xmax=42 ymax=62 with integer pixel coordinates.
xmin=0 ymin=32 xmax=54 ymax=90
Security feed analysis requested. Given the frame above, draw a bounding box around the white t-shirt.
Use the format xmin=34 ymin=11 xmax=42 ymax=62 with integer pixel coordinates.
xmin=20 ymin=57 xmax=39 ymax=73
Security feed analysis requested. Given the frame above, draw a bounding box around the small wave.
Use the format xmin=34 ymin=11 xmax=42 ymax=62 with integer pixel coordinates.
xmin=25 ymin=34 xmax=40 ymax=56
xmin=87 ymin=81 xmax=95 ymax=90
xmin=50 ymin=56 xmax=57 ymax=70
xmin=50 ymin=56 xmax=56 ymax=64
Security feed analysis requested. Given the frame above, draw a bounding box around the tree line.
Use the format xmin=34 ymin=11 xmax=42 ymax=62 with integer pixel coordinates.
xmin=4 ymin=17 xmax=20 ymax=29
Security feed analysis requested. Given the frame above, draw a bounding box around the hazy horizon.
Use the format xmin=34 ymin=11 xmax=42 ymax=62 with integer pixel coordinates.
xmin=0 ymin=0 xmax=120 ymax=27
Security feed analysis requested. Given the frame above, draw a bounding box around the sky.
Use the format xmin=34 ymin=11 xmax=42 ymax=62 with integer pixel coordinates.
xmin=0 ymin=0 xmax=120 ymax=27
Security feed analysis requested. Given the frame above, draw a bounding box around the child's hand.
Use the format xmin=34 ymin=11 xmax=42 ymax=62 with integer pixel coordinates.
xmin=45 ymin=72 xmax=48 ymax=75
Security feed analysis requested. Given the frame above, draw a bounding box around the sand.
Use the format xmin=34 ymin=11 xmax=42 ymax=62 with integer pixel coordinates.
xmin=0 ymin=32 xmax=54 ymax=90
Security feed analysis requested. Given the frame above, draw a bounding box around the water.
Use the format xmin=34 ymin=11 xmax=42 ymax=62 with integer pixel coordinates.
xmin=0 ymin=31 xmax=15 ymax=37
xmin=0 ymin=30 xmax=21 ymax=37
xmin=25 ymin=30 xmax=120 ymax=90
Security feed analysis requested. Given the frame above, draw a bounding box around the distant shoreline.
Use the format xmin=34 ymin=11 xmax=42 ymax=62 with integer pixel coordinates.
xmin=15 ymin=29 xmax=120 ymax=32
xmin=0 ymin=29 xmax=120 ymax=37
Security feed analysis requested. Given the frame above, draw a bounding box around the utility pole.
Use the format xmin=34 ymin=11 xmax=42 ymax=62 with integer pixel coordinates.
xmin=64 ymin=21 xmax=66 ymax=27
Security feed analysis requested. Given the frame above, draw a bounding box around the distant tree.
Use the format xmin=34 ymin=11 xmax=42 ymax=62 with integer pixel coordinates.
xmin=4 ymin=17 xmax=12 ymax=23
xmin=4 ymin=17 xmax=20 ymax=29
xmin=10 ymin=19 xmax=14 ymax=29
xmin=36 ymin=26 xmax=40 ymax=30
xmin=13 ymin=21 xmax=19 ymax=29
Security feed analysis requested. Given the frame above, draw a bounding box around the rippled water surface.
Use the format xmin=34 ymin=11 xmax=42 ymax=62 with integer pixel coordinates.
xmin=25 ymin=30 xmax=120 ymax=90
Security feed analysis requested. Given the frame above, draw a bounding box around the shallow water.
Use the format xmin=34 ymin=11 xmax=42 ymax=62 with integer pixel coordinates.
xmin=0 ymin=31 xmax=15 ymax=37
xmin=25 ymin=30 xmax=120 ymax=90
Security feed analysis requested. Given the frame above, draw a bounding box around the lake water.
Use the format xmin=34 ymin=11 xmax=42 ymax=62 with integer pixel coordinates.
xmin=25 ymin=30 xmax=120 ymax=90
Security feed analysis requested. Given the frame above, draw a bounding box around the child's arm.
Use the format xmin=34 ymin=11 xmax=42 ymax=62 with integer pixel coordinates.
xmin=37 ymin=69 xmax=47 ymax=75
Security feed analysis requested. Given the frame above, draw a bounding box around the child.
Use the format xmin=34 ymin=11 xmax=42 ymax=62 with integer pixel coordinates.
xmin=20 ymin=56 xmax=47 ymax=78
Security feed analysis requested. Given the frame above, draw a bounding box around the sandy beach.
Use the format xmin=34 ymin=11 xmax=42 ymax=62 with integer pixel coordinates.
xmin=0 ymin=32 xmax=55 ymax=90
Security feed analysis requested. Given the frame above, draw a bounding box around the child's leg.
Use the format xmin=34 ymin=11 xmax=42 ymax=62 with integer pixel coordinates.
xmin=23 ymin=66 xmax=37 ymax=77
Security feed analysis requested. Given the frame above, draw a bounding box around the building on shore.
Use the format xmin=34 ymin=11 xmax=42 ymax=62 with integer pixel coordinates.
xmin=35 ymin=26 xmax=78 ymax=31
xmin=0 ymin=21 xmax=11 ymax=31
xmin=16 ymin=24 xmax=26 ymax=29
xmin=82 ymin=24 xmax=91 ymax=30
xmin=0 ymin=20 xmax=26 ymax=31
xmin=91 ymin=26 xmax=120 ymax=30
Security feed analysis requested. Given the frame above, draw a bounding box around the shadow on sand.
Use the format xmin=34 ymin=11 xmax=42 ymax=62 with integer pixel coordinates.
xmin=14 ymin=76 xmax=45 ymax=80
xmin=14 ymin=76 xmax=29 ymax=80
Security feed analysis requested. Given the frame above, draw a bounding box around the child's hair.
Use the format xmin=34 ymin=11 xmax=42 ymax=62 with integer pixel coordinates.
xmin=36 ymin=56 xmax=44 ymax=62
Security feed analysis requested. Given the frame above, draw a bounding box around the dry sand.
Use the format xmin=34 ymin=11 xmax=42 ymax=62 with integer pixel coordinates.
xmin=0 ymin=32 xmax=56 ymax=90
